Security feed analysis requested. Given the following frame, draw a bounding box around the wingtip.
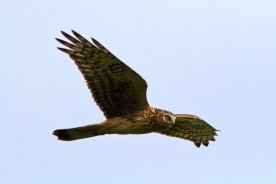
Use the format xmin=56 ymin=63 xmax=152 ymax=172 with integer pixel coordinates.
xmin=91 ymin=37 xmax=97 ymax=44
xmin=194 ymin=142 xmax=201 ymax=148
xmin=71 ymin=30 xmax=84 ymax=40
xmin=61 ymin=31 xmax=71 ymax=38
xmin=209 ymin=136 xmax=216 ymax=141
xmin=71 ymin=29 xmax=77 ymax=35
xmin=91 ymin=37 xmax=101 ymax=46
xmin=56 ymin=47 xmax=66 ymax=52
xmin=55 ymin=38 xmax=63 ymax=43
xmin=202 ymin=141 xmax=209 ymax=147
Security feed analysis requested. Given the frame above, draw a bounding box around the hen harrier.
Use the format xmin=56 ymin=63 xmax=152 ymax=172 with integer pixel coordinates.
xmin=53 ymin=30 xmax=219 ymax=148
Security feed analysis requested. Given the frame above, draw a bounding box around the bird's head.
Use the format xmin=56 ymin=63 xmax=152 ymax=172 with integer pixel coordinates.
xmin=164 ymin=114 xmax=176 ymax=124
xmin=155 ymin=109 xmax=176 ymax=125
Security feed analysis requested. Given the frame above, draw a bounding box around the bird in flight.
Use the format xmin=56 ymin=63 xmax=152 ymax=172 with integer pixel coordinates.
xmin=53 ymin=30 xmax=219 ymax=148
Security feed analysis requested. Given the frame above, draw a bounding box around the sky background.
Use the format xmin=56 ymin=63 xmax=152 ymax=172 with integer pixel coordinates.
xmin=1 ymin=1 xmax=276 ymax=183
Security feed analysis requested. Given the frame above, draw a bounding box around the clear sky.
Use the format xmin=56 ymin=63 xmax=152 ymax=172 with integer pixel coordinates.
xmin=1 ymin=1 xmax=276 ymax=183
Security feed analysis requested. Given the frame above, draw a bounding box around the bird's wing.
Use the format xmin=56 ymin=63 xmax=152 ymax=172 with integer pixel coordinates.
xmin=157 ymin=114 xmax=219 ymax=147
xmin=56 ymin=30 xmax=149 ymax=118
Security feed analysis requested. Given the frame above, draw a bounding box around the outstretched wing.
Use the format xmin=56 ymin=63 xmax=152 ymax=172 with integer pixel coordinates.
xmin=56 ymin=30 xmax=149 ymax=118
xmin=158 ymin=114 xmax=219 ymax=148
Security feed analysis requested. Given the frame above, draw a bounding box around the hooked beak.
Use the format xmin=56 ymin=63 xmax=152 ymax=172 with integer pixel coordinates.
xmin=172 ymin=116 xmax=176 ymax=124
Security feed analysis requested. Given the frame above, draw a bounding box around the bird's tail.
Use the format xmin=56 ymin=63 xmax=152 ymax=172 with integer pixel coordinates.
xmin=53 ymin=118 xmax=134 ymax=141
xmin=53 ymin=124 xmax=104 ymax=141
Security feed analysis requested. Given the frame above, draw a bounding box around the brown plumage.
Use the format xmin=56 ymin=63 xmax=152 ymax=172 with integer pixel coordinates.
xmin=53 ymin=30 xmax=219 ymax=148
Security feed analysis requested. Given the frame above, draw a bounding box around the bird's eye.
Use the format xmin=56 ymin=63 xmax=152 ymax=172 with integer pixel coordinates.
xmin=164 ymin=115 xmax=171 ymax=121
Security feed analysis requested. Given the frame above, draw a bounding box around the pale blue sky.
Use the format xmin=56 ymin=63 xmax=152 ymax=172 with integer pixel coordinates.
xmin=1 ymin=1 xmax=276 ymax=183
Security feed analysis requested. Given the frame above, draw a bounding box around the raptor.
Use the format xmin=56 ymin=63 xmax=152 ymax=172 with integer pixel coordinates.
xmin=53 ymin=30 xmax=219 ymax=148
